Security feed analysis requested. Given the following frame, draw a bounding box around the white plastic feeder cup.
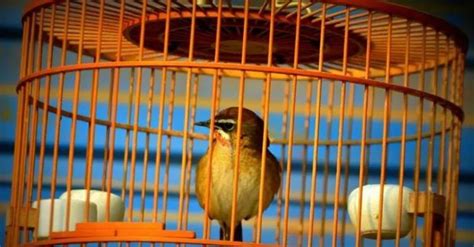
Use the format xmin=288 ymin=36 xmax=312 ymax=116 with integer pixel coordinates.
xmin=347 ymin=184 xmax=414 ymax=239
xmin=32 ymin=198 xmax=97 ymax=238
xmin=60 ymin=189 xmax=125 ymax=222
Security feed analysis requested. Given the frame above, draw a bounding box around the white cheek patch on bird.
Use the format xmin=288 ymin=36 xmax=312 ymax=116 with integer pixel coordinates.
xmin=216 ymin=129 xmax=231 ymax=141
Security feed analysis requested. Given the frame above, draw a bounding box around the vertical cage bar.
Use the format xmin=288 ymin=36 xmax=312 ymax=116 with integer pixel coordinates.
xmin=64 ymin=0 xmax=87 ymax=230
xmin=297 ymin=79 xmax=313 ymax=247
xmin=444 ymin=107 xmax=455 ymax=245
xmin=85 ymin=0 xmax=105 ymax=220
xmin=260 ymin=77 xmax=266 ymax=118
xmin=12 ymin=22 xmax=31 ymax=218
xmin=101 ymin=73 xmax=114 ymax=193
xmin=202 ymin=0 xmax=223 ymax=238
xmin=449 ymin=53 xmax=464 ymax=246
xmin=177 ymin=0 xmax=198 ymax=230
xmin=395 ymin=20 xmax=411 ymax=247
xmin=19 ymin=84 xmax=32 ymax=243
xmin=445 ymin=116 xmax=455 ymax=246
xmin=457 ymin=54 xmax=465 ymax=106
xmin=410 ymin=25 xmax=427 ymax=247
xmin=447 ymin=116 xmax=461 ymax=246
xmin=48 ymin=0 xmax=70 ymax=235
xmin=282 ymin=0 xmax=302 ymax=245
xmin=139 ymin=68 xmax=156 ymax=221
xmin=26 ymin=13 xmax=36 ymax=77
xmin=449 ymin=47 xmax=458 ymax=105
xmin=162 ymin=71 xmax=177 ymax=224
xmin=364 ymin=84 xmax=375 ymax=185
xmin=340 ymin=85 xmax=355 ymax=247
xmin=307 ymin=3 xmax=326 ymax=246
xmin=105 ymin=0 xmax=125 ymax=223
xmin=330 ymin=83 xmax=347 ymax=247
xmin=34 ymin=4 xmax=56 ymax=241
xmin=432 ymin=38 xmax=450 ymax=245
xmin=215 ymin=74 xmax=223 ymax=111
xmin=18 ymin=17 xmax=30 ymax=79
xmin=276 ymin=78 xmax=290 ymax=244
xmin=256 ymin=0 xmax=276 ymax=242
xmin=320 ymin=80 xmax=335 ymax=247
xmin=355 ymin=11 xmax=372 ymax=247
xmin=340 ymin=8 xmax=360 ymax=242
xmin=331 ymin=6 xmax=350 ymax=247
xmin=424 ymin=31 xmax=440 ymax=246
xmin=444 ymin=48 xmax=458 ymax=244
xmin=152 ymin=0 xmax=172 ymax=223
xmin=376 ymin=14 xmax=392 ymax=247
xmin=183 ymin=73 xmax=200 ymax=229
xmin=9 ymin=85 xmax=27 ymax=245
xmin=122 ymin=68 xmax=135 ymax=204
xmin=9 ymin=20 xmax=30 ymax=234
xmin=230 ymin=0 xmax=250 ymax=240
xmin=432 ymin=46 xmax=447 ymax=247
xmin=437 ymin=36 xmax=450 ymax=196
xmin=127 ymin=0 xmax=147 ymax=222
xmin=18 ymin=12 xmax=37 ymax=242
xmin=24 ymin=8 xmax=45 ymax=242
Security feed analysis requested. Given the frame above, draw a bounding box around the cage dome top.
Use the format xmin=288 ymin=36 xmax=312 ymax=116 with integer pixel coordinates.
xmin=22 ymin=0 xmax=468 ymax=79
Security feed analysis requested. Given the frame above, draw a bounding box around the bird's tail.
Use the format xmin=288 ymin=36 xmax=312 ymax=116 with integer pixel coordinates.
xmin=219 ymin=222 xmax=243 ymax=241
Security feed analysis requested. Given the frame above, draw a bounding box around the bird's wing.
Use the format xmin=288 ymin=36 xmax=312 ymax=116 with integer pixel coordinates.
xmin=267 ymin=149 xmax=282 ymax=174
xmin=264 ymin=150 xmax=282 ymax=201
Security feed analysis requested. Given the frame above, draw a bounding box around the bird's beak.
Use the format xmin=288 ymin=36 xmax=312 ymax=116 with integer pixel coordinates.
xmin=195 ymin=120 xmax=211 ymax=128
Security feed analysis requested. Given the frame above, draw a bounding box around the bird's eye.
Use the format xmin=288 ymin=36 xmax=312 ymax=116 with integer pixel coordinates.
xmin=215 ymin=120 xmax=236 ymax=132
xmin=220 ymin=122 xmax=235 ymax=132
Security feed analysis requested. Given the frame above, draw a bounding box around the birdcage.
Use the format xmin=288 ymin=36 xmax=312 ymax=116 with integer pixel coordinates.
xmin=7 ymin=0 xmax=467 ymax=246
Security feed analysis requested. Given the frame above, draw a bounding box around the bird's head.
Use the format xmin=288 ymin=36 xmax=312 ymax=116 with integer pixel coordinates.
xmin=195 ymin=107 xmax=268 ymax=148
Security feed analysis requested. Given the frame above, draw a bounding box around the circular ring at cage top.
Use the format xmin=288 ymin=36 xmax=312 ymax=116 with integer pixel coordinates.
xmin=123 ymin=8 xmax=366 ymax=64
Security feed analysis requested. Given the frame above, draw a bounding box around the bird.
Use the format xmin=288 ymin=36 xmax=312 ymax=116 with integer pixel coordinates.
xmin=194 ymin=107 xmax=281 ymax=241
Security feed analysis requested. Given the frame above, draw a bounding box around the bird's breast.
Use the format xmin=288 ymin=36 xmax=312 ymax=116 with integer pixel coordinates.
xmin=207 ymin=145 xmax=261 ymax=225
xmin=196 ymin=142 xmax=280 ymax=228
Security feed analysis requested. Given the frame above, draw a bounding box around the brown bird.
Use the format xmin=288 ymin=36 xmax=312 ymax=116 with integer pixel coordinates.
xmin=195 ymin=107 xmax=281 ymax=241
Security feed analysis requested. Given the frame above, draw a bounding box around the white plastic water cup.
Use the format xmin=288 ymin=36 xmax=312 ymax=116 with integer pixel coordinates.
xmin=59 ymin=189 xmax=125 ymax=222
xmin=32 ymin=198 xmax=97 ymax=238
xmin=347 ymin=184 xmax=414 ymax=239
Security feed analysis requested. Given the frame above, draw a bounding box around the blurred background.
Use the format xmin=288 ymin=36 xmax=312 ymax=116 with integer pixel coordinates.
xmin=0 ymin=0 xmax=473 ymax=245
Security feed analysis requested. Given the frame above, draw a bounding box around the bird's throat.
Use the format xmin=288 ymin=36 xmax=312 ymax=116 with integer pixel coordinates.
xmin=214 ymin=130 xmax=231 ymax=147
